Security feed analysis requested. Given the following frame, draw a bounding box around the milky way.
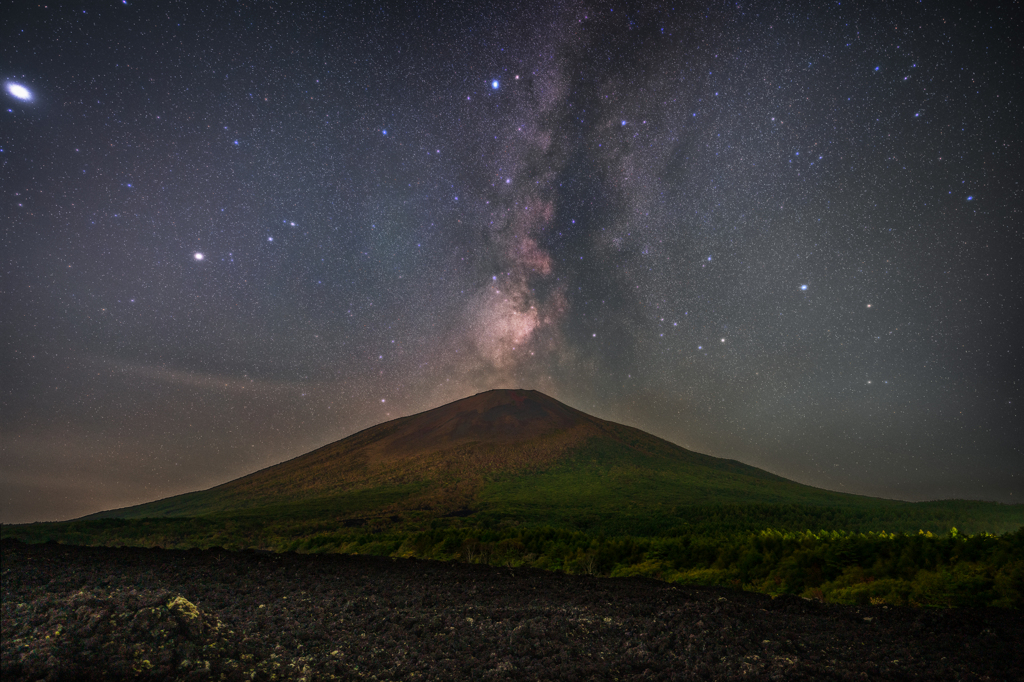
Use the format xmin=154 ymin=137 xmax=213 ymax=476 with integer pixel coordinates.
xmin=2 ymin=1 xmax=1021 ymax=522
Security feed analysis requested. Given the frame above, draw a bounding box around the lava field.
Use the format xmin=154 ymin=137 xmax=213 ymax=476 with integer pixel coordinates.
xmin=2 ymin=539 xmax=1021 ymax=680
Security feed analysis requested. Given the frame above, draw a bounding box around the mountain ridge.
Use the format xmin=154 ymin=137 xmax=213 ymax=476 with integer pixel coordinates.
xmin=86 ymin=389 xmax=889 ymax=521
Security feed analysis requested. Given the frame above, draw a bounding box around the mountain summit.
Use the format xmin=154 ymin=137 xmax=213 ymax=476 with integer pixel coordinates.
xmin=91 ymin=389 xmax=869 ymax=521
xmin=381 ymin=388 xmax=591 ymax=445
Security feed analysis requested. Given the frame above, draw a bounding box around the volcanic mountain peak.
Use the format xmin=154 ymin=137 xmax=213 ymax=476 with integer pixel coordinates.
xmin=90 ymin=388 xmax=862 ymax=521
xmin=91 ymin=389 xmax=626 ymax=518
xmin=107 ymin=389 xmax=600 ymax=516
xmin=386 ymin=388 xmax=594 ymax=447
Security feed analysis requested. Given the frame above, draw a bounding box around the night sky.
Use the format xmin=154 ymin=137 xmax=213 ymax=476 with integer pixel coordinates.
xmin=3 ymin=1 xmax=1022 ymax=524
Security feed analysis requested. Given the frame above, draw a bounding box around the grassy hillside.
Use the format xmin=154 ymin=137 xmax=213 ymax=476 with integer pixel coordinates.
xmin=469 ymin=432 xmax=1023 ymax=535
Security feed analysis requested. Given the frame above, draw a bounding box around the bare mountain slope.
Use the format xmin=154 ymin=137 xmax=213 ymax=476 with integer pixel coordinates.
xmin=89 ymin=389 xmax=876 ymax=520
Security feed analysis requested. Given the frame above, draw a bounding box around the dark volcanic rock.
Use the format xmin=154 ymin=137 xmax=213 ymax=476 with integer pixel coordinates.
xmin=2 ymin=539 xmax=1022 ymax=680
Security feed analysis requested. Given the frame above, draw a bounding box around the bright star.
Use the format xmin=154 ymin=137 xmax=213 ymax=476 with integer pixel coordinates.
xmin=193 ymin=252 xmax=204 ymax=261
xmin=492 ymin=80 xmax=499 ymax=89
xmin=966 ymin=196 xmax=973 ymax=201
xmin=382 ymin=129 xmax=387 ymax=135
xmin=6 ymin=83 xmax=31 ymax=101
xmin=800 ymin=284 xmax=808 ymax=290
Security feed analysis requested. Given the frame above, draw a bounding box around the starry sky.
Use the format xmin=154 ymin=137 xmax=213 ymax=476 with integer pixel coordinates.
xmin=3 ymin=1 xmax=1022 ymax=524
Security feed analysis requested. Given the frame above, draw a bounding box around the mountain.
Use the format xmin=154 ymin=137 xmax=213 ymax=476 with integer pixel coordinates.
xmin=90 ymin=389 xmax=893 ymax=523
xmin=16 ymin=389 xmax=1020 ymax=613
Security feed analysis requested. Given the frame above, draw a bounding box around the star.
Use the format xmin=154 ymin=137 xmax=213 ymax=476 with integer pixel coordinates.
xmin=5 ymin=83 xmax=31 ymax=100
xmin=492 ymin=80 xmax=499 ymax=89
xmin=193 ymin=252 xmax=204 ymax=261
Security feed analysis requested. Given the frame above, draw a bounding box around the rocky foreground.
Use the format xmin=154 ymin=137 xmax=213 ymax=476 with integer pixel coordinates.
xmin=2 ymin=539 xmax=1021 ymax=681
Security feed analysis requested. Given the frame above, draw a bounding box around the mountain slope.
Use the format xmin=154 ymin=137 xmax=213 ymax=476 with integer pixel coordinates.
xmin=90 ymin=389 xmax=890 ymax=521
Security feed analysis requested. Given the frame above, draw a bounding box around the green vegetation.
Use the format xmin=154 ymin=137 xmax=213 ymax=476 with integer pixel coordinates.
xmin=4 ymin=502 xmax=1022 ymax=608
xmin=475 ymin=438 xmax=1024 ymax=535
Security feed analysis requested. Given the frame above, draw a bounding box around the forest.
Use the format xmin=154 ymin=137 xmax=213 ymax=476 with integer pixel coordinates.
xmin=5 ymin=508 xmax=1022 ymax=608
